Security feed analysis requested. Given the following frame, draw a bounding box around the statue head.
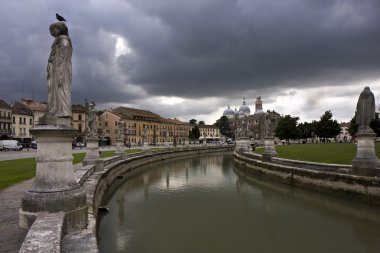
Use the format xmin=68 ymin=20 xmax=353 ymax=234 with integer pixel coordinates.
xmin=49 ymin=21 xmax=68 ymax=37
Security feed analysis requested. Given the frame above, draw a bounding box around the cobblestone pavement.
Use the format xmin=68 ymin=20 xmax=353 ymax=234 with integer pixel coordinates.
xmin=0 ymin=179 xmax=33 ymax=253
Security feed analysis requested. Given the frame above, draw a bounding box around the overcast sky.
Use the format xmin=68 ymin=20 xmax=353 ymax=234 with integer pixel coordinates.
xmin=1 ymin=0 xmax=379 ymax=124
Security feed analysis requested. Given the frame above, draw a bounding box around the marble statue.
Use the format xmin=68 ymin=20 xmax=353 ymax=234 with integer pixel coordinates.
xmin=117 ymin=120 xmax=124 ymax=139
xmin=264 ymin=113 xmax=272 ymax=137
xmin=45 ymin=21 xmax=72 ymax=119
xmin=85 ymin=99 xmax=96 ymax=136
xmin=356 ymin=86 xmax=376 ymax=133
xmin=143 ymin=125 xmax=148 ymax=139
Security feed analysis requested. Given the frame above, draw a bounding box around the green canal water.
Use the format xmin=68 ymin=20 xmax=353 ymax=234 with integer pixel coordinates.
xmin=97 ymin=153 xmax=380 ymax=253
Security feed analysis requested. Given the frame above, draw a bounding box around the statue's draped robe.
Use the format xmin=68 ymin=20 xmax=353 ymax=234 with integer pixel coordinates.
xmin=356 ymin=87 xmax=375 ymax=132
xmin=47 ymin=35 xmax=72 ymax=117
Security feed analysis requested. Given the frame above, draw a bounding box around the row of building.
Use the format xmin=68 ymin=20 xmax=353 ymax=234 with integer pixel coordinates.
xmin=0 ymin=98 xmax=221 ymax=146
xmin=223 ymin=97 xmax=352 ymax=143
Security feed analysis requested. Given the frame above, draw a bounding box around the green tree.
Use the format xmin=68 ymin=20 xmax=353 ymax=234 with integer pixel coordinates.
xmin=215 ymin=116 xmax=233 ymax=138
xmin=314 ymin=110 xmax=341 ymax=141
xmin=370 ymin=113 xmax=380 ymax=136
xmin=189 ymin=125 xmax=200 ymax=141
xmin=275 ymin=115 xmax=300 ymax=143
xmin=198 ymin=120 xmax=205 ymax=125
xmin=189 ymin=119 xmax=197 ymax=125
xmin=297 ymin=122 xmax=314 ymax=139
xmin=347 ymin=115 xmax=358 ymax=137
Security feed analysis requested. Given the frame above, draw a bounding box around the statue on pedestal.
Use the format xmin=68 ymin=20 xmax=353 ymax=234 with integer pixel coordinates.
xmin=85 ymin=99 xmax=97 ymax=137
xmin=117 ymin=120 xmax=125 ymax=139
xmin=45 ymin=21 xmax=72 ymax=120
xmin=264 ymin=113 xmax=272 ymax=137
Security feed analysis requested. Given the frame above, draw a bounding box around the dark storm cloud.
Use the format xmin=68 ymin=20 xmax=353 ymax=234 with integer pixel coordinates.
xmin=0 ymin=0 xmax=379 ymax=111
xmin=119 ymin=0 xmax=380 ymax=97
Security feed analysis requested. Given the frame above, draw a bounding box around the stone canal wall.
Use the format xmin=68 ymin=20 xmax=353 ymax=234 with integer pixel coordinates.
xmin=234 ymin=151 xmax=380 ymax=206
xmin=19 ymin=146 xmax=233 ymax=253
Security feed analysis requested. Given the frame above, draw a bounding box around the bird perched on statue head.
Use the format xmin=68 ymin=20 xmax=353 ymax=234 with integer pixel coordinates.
xmin=56 ymin=13 xmax=66 ymax=22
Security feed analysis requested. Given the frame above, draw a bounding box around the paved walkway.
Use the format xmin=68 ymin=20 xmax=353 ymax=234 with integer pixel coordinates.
xmin=0 ymin=179 xmax=33 ymax=253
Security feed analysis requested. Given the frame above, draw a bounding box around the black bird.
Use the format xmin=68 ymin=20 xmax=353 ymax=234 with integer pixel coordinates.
xmin=56 ymin=13 xmax=66 ymax=22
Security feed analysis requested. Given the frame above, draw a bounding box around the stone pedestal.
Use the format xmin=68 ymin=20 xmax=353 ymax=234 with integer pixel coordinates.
xmin=262 ymin=137 xmax=278 ymax=162
xmin=115 ymin=138 xmax=126 ymax=158
xmin=142 ymin=140 xmax=149 ymax=151
xmin=352 ymin=132 xmax=380 ymax=176
xmin=235 ymin=138 xmax=252 ymax=153
xmin=19 ymin=124 xmax=87 ymax=232
xmin=83 ymin=136 xmax=103 ymax=172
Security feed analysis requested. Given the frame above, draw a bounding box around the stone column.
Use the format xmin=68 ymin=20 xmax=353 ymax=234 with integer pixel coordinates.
xmin=115 ymin=138 xmax=126 ymax=158
xmin=262 ymin=137 xmax=277 ymax=162
xmin=19 ymin=124 xmax=87 ymax=232
xmin=83 ymin=136 xmax=103 ymax=171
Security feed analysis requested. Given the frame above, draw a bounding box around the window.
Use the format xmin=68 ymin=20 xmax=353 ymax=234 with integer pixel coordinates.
xmin=19 ymin=117 xmax=22 ymax=124
xmin=13 ymin=116 xmax=15 ymax=123
xmin=30 ymin=118 xmax=32 ymax=125
xmin=78 ymin=125 xmax=82 ymax=132
xmin=8 ymin=112 xmax=10 ymax=118
xmin=115 ymin=121 xmax=117 ymax=126
xmin=105 ymin=122 xmax=108 ymax=127
xmin=23 ymin=118 xmax=26 ymax=124
xmin=78 ymin=114 xmax=82 ymax=121
xmin=99 ymin=122 xmax=101 ymax=127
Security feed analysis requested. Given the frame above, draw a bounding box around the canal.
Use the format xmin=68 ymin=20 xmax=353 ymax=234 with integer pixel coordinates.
xmin=97 ymin=153 xmax=380 ymax=253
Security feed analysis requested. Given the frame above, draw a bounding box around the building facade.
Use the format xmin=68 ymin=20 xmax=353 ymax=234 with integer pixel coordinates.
xmin=20 ymin=99 xmax=47 ymax=127
xmin=11 ymin=101 xmax=34 ymax=145
xmin=223 ymin=96 xmax=282 ymax=142
xmin=72 ymin=104 xmax=87 ymax=143
xmin=0 ymin=100 xmax=12 ymax=140
xmin=98 ymin=107 xmax=194 ymax=146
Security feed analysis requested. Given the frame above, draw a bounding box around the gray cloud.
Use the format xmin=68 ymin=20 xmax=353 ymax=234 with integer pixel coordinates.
xmin=0 ymin=0 xmax=379 ymax=121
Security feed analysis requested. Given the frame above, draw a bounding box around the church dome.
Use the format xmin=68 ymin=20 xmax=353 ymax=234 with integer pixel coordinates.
xmin=223 ymin=105 xmax=235 ymax=118
xmin=238 ymin=98 xmax=251 ymax=116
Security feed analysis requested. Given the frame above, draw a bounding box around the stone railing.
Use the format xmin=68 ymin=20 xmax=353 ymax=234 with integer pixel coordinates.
xmin=234 ymin=151 xmax=380 ymax=206
xmin=19 ymin=145 xmax=233 ymax=253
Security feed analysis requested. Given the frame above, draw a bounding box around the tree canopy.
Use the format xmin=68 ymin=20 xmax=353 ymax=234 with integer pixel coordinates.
xmin=189 ymin=125 xmax=200 ymax=140
xmin=215 ymin=116 xmax=233 ymax=138
xmin=314 ymin=110 xmax=341 ymax=140
xmin=189 ymin=118 xmax=197 ymax=125
xmin=275 ymin=115 xmax=300 ymax=142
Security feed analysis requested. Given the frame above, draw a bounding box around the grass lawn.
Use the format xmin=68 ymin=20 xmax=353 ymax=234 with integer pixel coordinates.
xmin=254 ymin=142 xmax=380 ymax=165
xmin=0 ymin=149 xmax=134 ymax=190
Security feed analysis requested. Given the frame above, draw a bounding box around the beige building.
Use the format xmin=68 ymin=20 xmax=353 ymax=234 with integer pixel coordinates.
xmin=11 ymin=101 xmax=34 ymax=145
xmin=199 ymin=125 xmax=222 ymax=143
xmin=98 ymin=107 xmax=192 ymax=146
xmin=0 ymin=100 xmax=12 ymax=139
xmin=336 ymin=122 xmax=352 ymax=142
xmin=72 ymin=104 xmax=87 ymax=143
xmin=20 ymin=98 xmax=47 ymax=127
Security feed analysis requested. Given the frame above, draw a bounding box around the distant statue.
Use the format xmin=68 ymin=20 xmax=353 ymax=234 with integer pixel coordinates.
xmin=45 ymin=21 xmax=72 ymax=119
xmin=143 ymin=125 xmax=148 ymax=139
xmin=264 ymin=113 xmax=272 ymax=137
xmin=117 ymin=120 xmax=124 ymax=139
xmin=85 ymin=99 xmax=96 ymax=137
xmin=356 ymin=86 xmax=375 ymax=133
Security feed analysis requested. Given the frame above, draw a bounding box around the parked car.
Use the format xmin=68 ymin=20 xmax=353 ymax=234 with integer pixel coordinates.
xmin=31 ymin=141 xmax=37 ymax=149
xmin=0 ymin=140 xmax=23 ymax=151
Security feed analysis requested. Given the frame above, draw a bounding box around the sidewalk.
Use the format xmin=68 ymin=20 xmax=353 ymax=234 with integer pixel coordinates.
xmin=0 ymin=179 xmax=33 ymax=253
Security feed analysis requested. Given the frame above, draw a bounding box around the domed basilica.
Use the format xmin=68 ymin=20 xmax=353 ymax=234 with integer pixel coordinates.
xmin=222 ymin=96 xmax=282 ymax=142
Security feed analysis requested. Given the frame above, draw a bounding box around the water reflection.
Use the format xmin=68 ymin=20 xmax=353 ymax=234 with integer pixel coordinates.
xmin=98 ymin=153 xmax=380 ymax=253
